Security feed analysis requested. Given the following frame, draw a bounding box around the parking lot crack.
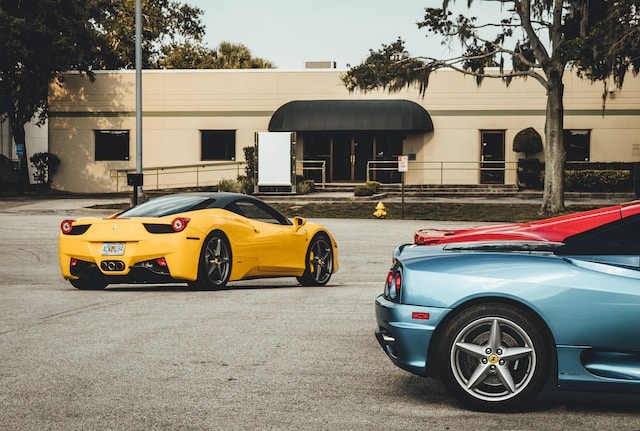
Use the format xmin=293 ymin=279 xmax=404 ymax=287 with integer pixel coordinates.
xmin=0 ymin=298 xmax=144 ymax=336
xmin=40 ymin=298 xmax=143 ymax=321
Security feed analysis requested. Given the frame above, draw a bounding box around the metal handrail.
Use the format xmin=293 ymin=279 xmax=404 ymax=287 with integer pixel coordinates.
xmin=300 ymin=159 xmax=326 ymax=188
xmin=111 ymin=159 xmax=518 ymax=191
xmin=111 ymin=161 xmax=245 ymax=192
xmin=366 ymin=160 xmax=518 ymax=184
xmin=366 ymin=160 xmax=398 ymax=182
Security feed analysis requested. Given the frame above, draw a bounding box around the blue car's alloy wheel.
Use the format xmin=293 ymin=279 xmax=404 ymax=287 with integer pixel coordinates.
xmin=438 ymin=303 xmax=550 ymax=411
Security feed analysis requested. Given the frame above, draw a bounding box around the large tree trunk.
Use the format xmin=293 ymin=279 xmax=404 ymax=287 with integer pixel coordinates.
xmin=540 ymin=71 xmax=566 ymax=215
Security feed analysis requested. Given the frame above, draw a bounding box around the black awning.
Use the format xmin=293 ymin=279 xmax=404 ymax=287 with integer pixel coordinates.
xmin=268 ymin=99 xmax=434 ymax=132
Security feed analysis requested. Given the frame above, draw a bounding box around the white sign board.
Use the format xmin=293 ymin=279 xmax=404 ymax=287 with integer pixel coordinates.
xmin=397 ymin=155 xmax=409 ymax=172
xmin=257 ymin=132 xmax=293 ymax=186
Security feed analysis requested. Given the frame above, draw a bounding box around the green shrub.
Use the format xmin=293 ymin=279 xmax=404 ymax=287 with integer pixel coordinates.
xmin=298 ymin=180 xmax=315 ymax=195
xmin=29 ymin=152 xmax=60 ymax=187
xmin=513 ymin=127 xmax=543 ymax=157
xmin=217 ymin=176 xmax=255 ymax=194
xmin=564 ymin=169 xmax=632 ymax=192
xmin=354 ymin=181 xmax=381 ymax=196
xmin=517 ymin=158 xmax=543 ymax=190
xmin=242 ymin=146 xmax=256 ymax=192
xmin=565 ymin=162 xmax=634 ymax=171
xmin=236 ymin=175 xmax=255 ymax=194
xmin=243 ymin=146 xmax=256 ymax=179
xmin=217 ymin=177 xmax=242 ymax=193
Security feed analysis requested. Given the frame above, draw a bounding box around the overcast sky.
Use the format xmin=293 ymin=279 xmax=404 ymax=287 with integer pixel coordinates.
xmin=186 ymin=0 xmax=505 ymax=70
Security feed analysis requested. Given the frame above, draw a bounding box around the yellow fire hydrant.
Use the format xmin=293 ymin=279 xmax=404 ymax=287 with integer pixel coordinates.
xmin=373 ymin=202 xmax=387 ymax=219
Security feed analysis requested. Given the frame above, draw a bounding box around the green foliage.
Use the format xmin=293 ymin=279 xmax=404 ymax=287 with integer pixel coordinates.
xmin=513 ymin=128 xmax=543 ymax=157
xmin=297 ymin=180 xmax=315 ymax=195
xmin=29 ymin=152 xmax=60 ymax=186
xmin=217 ymin=176 xmax=254 ymax=194
xmin=566 ymin=161 xmax=635 ymax=171
xmin=237 ymin=146 xmax=257 ymax=194
xmin=268 ymin=201 xmax=595 ymax=222
xmin=0 ymin=0 xmax=104 ymax=142
xmin=564 ymin=170 xmax=633 ymax=192
xmin=344 ymin=0 xmax=640 ymax=215
xmin=215 ymin=144 xmax=259 ymax=195
xmin=236 ymin=176 xmax=254 ymax=195
xmin=0 ymin=1 xmax=274 ymax=154
xmin=157 ymin=40 xmax=219 ymax=69
xmin=211 ymin=42 xmax=274 ymax=69
xmin=243 ymin=146 xmax=256 ymax=179
xmin=93 ymin=0 xmax=206 ymax=69
xmin=158 ymin=41 xmax=274 ymax=70
xmin=517 ymin=158 xmax=543 ymax=190
xmin=354 ymin=181 xmax=381 ymax=196
xmin=217 ymin=178 xmax=242 ymax=193
xmin=566 ymin=2 xmax=640 ymax=88
xmin=345 ymin=2 xmax=638 ymax=94
xmin=0 ymin=155 xmax=21 ymax=191
xmin=342 ymin=39 xmax=429 ymax=94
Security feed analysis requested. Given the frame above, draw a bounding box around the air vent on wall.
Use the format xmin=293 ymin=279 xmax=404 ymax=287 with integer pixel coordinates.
xmin=304 ymin=61 xmax=337 ymax=69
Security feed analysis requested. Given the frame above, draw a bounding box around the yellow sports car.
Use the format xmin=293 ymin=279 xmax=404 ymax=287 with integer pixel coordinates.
xmin=59 ymin=192 xmax=338 ymax=290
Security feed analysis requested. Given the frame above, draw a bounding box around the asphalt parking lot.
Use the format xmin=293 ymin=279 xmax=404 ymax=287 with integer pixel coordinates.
xmin=1 ymin=197 xmax=639 ymax=430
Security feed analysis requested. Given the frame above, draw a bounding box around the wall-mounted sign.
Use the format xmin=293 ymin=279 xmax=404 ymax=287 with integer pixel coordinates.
xmin=397 ymin=155 xmax=409 ymax=172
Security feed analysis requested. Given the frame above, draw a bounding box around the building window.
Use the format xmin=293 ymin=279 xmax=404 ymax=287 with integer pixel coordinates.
xmin=564 ymin=130 xmax=591 ymax=161
xmin=95 ymin=130 xmax=130 ymax=161
xmin=201 ymin=130 xmax=236 ymax=161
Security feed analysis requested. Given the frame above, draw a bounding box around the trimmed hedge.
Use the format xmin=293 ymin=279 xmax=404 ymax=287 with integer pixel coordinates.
xmin=517 ymin=158 xmax=543 ymax=190
xmin=354 ymin=181 xmax=381 ymax=196
xmin=564 ymin=169 xmax=633 ymax=192
xmin=565 ymin=162 xmax=635 ymax=171
xmin=520 ymin=162 xmax=637 ymax=192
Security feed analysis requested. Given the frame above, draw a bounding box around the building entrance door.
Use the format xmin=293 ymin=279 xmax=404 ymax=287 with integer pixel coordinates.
xmin=330 ymin=134 xmax=373 ymax=182
xmin=353 ymin=135 xmax=373 ymax=181
xmin=302 ymin=132 xmax=379 ymax=182
xmin=332 ymin=134 xmax=352 ymax=181
xmin=480 ymin=130 xmax=505 ymax=184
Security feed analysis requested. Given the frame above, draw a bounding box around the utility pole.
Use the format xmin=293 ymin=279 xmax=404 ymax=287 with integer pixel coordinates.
xmin=133 ymin=0 xmax=143 ymax=205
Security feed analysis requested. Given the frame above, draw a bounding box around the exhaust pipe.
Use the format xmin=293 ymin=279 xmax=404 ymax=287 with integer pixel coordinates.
xmin=101 ymin=260 xmax=125 ymax=272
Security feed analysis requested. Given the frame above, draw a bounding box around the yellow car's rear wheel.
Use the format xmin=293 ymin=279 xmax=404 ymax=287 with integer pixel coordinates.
xmin=297 ymin=233 xmax=333 ymax=286
xmin=192 ymin=230 xmax=232 ymax=290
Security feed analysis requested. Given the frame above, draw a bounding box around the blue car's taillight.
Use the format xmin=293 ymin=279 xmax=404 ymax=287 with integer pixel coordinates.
xmin=385 ymin=269 xmax=402 ymax=301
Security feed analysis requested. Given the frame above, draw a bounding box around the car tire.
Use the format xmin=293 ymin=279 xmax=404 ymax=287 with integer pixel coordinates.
xmin=69 ymin=277 xmax=107 ymax=290
xmin=437 ymin=303 xmax=550 ymax=412
xmin=192 ymin=230 xmax=232 ymax=290
xmin=297 ymin=233 xmax=333 ymax=286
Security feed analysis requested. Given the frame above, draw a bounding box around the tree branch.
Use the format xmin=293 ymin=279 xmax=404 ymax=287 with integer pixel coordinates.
xmin=416 ymin=55 xmax=547 ymax=86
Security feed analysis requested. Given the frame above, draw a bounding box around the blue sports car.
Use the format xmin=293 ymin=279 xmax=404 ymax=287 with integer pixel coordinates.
xmin=375 ymin=212 xmax=640 ymax=411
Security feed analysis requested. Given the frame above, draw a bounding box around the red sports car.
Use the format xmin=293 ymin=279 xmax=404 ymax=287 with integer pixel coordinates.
xmin=414 ymin=201 xmax=640 ymax=245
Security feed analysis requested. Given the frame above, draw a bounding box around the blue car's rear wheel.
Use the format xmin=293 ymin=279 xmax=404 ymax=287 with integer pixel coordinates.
xmin=192 ymin=230 xmax=231 ymax=290
xmin=297 ymin=233 xmax=333 ymax=286
xmin=437 ymin=303 xmax=550 ymax=411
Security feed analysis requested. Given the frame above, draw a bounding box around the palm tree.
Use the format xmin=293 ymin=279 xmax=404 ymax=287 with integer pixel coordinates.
xmin=213 ymin=42 xmax=274 ymax=69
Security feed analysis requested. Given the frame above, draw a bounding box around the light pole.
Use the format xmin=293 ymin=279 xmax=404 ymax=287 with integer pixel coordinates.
xmin=133 ymin=0 xmax=143 ymax=205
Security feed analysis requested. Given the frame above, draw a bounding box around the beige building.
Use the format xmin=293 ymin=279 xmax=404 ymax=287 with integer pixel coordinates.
xmin=48 ymin=68 xmax=640 ymax=193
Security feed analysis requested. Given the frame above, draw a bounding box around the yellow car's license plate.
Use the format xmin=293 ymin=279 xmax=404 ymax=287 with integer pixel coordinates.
xmin=101 ymin=242 xmax=125 ymax=256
